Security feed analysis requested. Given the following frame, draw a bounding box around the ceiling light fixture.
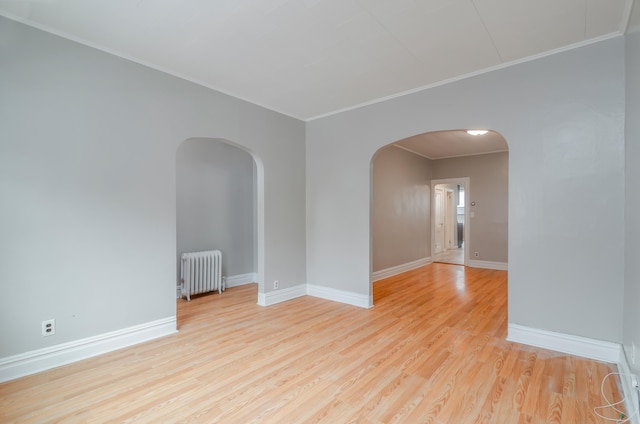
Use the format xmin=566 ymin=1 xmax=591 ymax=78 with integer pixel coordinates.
xmin=467 ymin=130 xmax=488 ymax=136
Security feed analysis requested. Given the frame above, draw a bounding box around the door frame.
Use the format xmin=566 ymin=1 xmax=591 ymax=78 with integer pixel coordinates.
xmin=434 ymin=186 xmax=445 ymax=254
xmin=431 ymin=177 xmax=470 ymax=266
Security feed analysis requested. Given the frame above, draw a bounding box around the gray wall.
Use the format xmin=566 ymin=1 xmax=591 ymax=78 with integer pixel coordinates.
xmin=624 ymin=29 xmax=640 ymax=373
xmin=432 ymin=152 xmax=508 ymax=263
xmin=307 ymin=37 xmax=625 ymax=342
xmin=371 ymin=146 xmax=432 ymax=272
xmin=0 ymin=17 xmax=306 ymax=358
xmin=176 ymin=138 xmax=255 ymax=281
xmin=1 ymin=13 xmax=634 ymax=365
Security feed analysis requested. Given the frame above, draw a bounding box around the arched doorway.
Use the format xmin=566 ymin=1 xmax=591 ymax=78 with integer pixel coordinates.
xmin=176 ymin=137 xmax=265 ymax=317
xmin=371 ymin=129 xmax=508 ymax=297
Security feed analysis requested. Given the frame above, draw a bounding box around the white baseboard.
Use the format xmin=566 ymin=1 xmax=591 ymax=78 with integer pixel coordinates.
xmin=257 ymin=284 xmax=306 ymax=306
xmin=176 ymin=272 xmax=257 ymax=298
xmin=255 ymin=284 xmax=373 ymax=309
xmin=617 ymin=350 xmax=640 ymax=424
xmin=307 ymin=284 xmax=373 ymax=308
xmin=225 ymin=272 xmax=257 ymax=288
xmin=507 ymin=323 xmax=621 ymax=363
xmin=468 ymin=260 xmax=508 ymax=271
xmin=0 ymin=317 xmax=177 ymax=383
xmin=372 ymin=257 xmax=432 ymax=282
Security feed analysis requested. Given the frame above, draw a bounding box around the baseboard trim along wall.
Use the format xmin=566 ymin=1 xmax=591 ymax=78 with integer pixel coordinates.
xmin=225 ymin=273 xmax=257 ymax=288
xmin=372 ymin=257 xmax=432 ymax=282
xmin=306 ymin=284 xmax=373 ymax=308
xmin=256 ymin=284 xmax=373 ymax=309
xmin=0 ymin=317 xmax=177 ymax=383
xmin=507 ymin=323 xmax=621 ymax=364
xmin=257 ymin=284 xmax=306 ymax=306
xmin=176 ymin=273 xmax=257 ymax=298
xmin=468 ymin=260 xmax=508 ymax=271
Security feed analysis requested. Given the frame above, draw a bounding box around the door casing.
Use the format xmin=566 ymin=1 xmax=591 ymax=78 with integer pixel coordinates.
xmin=431 ymin=177 xmax=470 ymax=266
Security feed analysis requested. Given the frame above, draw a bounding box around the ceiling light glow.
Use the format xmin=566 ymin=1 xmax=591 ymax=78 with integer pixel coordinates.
xmin=467 ymin=130 xmax=488 ymax=136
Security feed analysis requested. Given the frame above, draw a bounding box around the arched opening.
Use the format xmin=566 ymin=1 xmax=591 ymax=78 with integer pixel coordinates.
xmin=175 ymin=137 xmax=264 ymax=322
xmin=370 ymin=129 xmax=508 ymax=300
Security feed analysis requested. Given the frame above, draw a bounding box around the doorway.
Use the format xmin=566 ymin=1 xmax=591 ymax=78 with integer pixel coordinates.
xmin=176 ymin=138 xmax=262 ymax=325
xmin=370 ymin=129 xmax=507 ymax=303
xmin=432 ymin=178 xmax=469 ymax=266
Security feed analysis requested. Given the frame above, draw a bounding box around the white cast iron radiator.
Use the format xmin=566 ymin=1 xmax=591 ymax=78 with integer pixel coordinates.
xmin=180 ymin=250 xmax=223 ymax=301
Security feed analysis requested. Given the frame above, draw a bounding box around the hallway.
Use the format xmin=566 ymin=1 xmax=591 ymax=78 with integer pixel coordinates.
xmin=433 ymin=247 xmax=464 ymax=265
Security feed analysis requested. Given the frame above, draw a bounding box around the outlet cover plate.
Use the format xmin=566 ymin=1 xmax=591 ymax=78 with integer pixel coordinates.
xmin=42 ymin=319 xmax=55 ymax=337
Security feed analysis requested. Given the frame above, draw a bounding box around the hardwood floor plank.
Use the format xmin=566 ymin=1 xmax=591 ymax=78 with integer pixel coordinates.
xmin=0 ymin=264 xmax=625 ymax=423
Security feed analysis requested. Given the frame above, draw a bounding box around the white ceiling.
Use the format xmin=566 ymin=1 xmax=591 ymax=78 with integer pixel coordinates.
xmin=0 ymin=0 xmax=635 ymax=121
xmin=395 ymin=130 xmax=508 ymax=159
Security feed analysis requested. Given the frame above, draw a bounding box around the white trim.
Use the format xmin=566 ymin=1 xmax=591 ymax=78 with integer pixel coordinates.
xmin=372 ymin=257 xmax=432 ymax=282
xmin=507 ymin=323 xmax=621 ymax=364
xmin=256 ymin=284 xmax=373 ymax=309
xmin=468 ymin=260 xmax=508 ymax=271
xmin=225 ymin=273 xmax=257 ymax=288
xmin=175 ymin=273 xmax=256 ymax=298
xmin=393 ymin=144 xmax=509 ymax=161
xmin=257 ymin=284 xmax=306 ymax=307
xmin=617 ymin=350 xmax=640 ymax=424
xmin=307 ymin=284 xmax=373 ymax=309
xmin=427 ymin=149 xmax=509 ymax=161
xmin=393 ymin=144 xmax=434 ymax=160
xmin=0 ymin=317 xmax=177 ymax=383
xmin=307 ymin=33 xmax=622 ymax=121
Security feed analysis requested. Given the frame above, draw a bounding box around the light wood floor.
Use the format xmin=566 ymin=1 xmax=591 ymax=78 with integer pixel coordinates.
xmin=0 ymin=264 xmax=625 ymax=423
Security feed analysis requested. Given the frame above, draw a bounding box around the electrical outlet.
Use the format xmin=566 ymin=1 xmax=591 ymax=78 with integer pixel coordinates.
xmin=474 ymin=251 xmax=479 ymax=258
xmin=42 ymin=319 xmax=55 ymax=337
xmin=273 ymin=280 xmax=279 ymax=289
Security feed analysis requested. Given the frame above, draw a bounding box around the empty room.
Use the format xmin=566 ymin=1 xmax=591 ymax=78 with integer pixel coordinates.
xmin=2 ymin=1 xmax=640 ymax=423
